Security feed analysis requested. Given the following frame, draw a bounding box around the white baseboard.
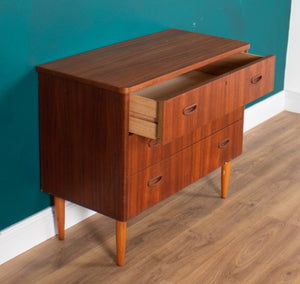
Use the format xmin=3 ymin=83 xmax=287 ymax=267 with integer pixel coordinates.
xmin=285 ymin=90 xmax=300 ymax=114
xmin=0 ymin=202 xmax=95 ymax=265
xmin=244 ymin=91 xmax=285 ymax=132
xmin=0 ymin=90 xmax=289 ymax=265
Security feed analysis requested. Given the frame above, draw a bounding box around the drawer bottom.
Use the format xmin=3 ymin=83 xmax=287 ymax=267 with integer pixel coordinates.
xmin=126 ymin=119 xmax=243 ymax=219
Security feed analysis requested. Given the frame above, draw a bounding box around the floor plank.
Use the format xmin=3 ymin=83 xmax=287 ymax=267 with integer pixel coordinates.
xmin=0 ymin=111 xmax=300 ymax=284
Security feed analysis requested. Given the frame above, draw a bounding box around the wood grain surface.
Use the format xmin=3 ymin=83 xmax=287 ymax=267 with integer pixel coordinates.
xmin=1 ymin=111 xmax=299 ymax=284
xmin=126 ymin=119 xmax=243 ymax=219
xmin=39 ymin=73 xmax=129 ymax=221
xmin=127 ymin=108 xmax=244 ymax=175
xmin=36 ymin=29 xmax=249 ymax=93
xmin=127 ymin=53 xmax=274 ymax=143
xmin=159 ymin=55 xmax=275 ymax=144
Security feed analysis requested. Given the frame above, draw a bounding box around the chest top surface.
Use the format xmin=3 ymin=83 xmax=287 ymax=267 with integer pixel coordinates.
xmin=36 ymin=29 xmax=249 ymax=94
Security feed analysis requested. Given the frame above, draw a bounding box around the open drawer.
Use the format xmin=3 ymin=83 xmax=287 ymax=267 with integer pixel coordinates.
xmin=129 ymin=52 xmax=275 ymax=144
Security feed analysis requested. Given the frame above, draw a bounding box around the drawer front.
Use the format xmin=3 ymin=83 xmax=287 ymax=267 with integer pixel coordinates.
xmin=128 ymin=108 xmax=244 ymax=176
xmin=126 ymin=119 xmax=243 ymax=219
xmin=160 ymin=55 xmax=275 ymax=144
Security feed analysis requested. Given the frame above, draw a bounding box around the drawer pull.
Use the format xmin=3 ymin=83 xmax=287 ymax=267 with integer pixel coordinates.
xmin=147 ymin=175 xmax=162 ymax=187
xmin=183 ymin=103 xmax=197 ymax=116
xmin=251 ymin=74 xmax=262 ymax=84
xmin=218 ymin=138 xmax=230 ymax=149
xmin=148 ymin=139 xmax=159 ymax=148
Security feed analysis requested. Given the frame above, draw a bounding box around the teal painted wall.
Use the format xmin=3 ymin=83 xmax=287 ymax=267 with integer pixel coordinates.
xmin=0 ymin=0 xmax=291 ymax=230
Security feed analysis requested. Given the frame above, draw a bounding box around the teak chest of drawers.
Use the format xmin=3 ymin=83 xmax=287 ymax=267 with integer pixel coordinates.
xmin=36 ymin=29 xmax=275 ymax=266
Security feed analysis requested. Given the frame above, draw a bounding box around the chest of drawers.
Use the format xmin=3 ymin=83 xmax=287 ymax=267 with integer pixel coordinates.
xmin=36 ymin=29 xmax=275 ymax=266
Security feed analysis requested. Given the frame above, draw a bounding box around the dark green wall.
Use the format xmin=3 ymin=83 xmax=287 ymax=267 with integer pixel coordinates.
xmin=0 ymin=0 xmax=291 ymax=230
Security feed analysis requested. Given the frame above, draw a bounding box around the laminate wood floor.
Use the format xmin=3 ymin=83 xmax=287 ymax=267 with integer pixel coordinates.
xmin=1 ymin=111 xmax=300 ymax=284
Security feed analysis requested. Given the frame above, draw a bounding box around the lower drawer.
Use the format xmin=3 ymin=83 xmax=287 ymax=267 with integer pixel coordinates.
xmin=126 ymin=119 xmax=243 ymax=219
xmin=128 ymin=107 xmax=244 ymax=175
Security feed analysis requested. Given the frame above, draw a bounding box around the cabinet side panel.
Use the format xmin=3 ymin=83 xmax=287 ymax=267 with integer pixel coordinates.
xmin=39 ymin=73 xmax=128 ymax=220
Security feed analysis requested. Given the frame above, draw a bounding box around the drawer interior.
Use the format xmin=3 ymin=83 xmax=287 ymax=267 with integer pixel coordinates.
xmin=131 ymin=53 xmax=261 ymax=102
xmin=197 ymin=53 xmax=261 ymax=76
xmin=129 ymin=52 xmax=262 ymax=139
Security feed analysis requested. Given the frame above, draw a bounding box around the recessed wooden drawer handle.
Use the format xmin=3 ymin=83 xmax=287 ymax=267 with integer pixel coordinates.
xmin=218 ymin=138 xmax=230 ymax=149
xmin=148 ymin=139 xmax=159 ymax=148
xmin=147 ymin=175 xmax=162 ymax=187
xmin=183 ymin=103 xmax=197 ymax=116
xmin=251 ymin=74 xmax=262 ymax=84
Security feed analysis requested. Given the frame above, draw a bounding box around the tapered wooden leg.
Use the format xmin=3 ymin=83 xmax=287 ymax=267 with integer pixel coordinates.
xmin=116 ymin=221 xmax=127 ymax=266
xmin=54 ymin=196 xmax=65 ymax=240
xmin=221 ymin=161 xmax=231 ymax=198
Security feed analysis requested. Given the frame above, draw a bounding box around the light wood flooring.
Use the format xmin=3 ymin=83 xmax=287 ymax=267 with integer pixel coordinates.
xmin=1 ymin=111 xmax=300 ymax=284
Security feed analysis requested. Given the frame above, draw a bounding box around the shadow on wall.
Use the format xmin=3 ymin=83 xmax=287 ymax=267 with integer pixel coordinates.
xmin=0 ymin=69 xmax=50 ymax=230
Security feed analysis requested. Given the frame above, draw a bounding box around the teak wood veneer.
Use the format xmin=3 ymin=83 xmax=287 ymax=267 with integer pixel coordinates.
xmin=37 ymin=29 xmax=275 ymax=266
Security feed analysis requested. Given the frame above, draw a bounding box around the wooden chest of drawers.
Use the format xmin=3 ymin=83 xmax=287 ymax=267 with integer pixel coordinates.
xmin=36 ymin=29 xmax=275 ymax=265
